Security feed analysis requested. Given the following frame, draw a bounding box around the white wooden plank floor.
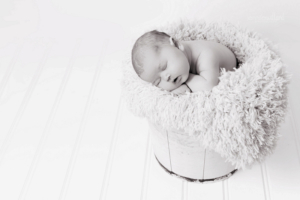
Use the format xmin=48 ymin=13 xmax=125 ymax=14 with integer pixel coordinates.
xmin=0 ymin=0 xmax=300 ymax=200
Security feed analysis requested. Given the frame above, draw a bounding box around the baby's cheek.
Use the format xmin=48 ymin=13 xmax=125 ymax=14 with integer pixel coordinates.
xmin=172 ymin=84 xmax=183 ymax=91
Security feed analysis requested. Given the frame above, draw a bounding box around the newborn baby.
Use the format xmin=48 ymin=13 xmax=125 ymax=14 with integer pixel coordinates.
xmin=131 ymin=30 xmax=238 ymax=94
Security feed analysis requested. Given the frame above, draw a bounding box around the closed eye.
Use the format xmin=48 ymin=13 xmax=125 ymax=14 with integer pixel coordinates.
xmin=153 ymin=77 xmax=161 ymax=86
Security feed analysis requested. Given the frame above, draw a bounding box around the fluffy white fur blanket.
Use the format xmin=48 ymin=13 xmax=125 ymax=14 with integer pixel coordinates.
xmin=121 ymin=19 xmax=292 ymax=170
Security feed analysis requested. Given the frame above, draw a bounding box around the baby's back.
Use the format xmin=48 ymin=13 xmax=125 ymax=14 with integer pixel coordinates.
xmin=185 ymin=40 xmax=237 ymax=73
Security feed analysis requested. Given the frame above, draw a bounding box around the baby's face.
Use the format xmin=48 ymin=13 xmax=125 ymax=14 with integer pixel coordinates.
xmin=139 ymin=44 xmax=190 ymax=91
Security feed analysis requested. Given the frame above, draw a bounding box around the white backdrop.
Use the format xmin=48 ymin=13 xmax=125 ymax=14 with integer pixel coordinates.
xmin=0 ymin=0 xmax=300 ymax=200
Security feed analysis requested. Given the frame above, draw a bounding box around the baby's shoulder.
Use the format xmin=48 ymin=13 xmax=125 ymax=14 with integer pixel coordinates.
xmin=192 ymin=40 xmax=221 ymax=51
xmin=191 ymin=40 xmax=236 ymax=73
xmin=188 ymin=40 xmax=220 ymax=58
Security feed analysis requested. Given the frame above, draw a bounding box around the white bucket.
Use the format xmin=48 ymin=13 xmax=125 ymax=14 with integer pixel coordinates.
xmin=149 ymin=121 xmax=238 ymax=183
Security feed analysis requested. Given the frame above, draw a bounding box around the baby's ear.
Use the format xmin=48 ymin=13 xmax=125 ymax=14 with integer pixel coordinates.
xmin=169 ymin=36 xmax=175 ymax=46
xmin=170 ymin=37 xmax=184 ymax=51
xmin=178 ymin=42 xmax=185 ymax=51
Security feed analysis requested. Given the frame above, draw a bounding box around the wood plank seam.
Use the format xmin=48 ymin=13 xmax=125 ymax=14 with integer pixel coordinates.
xmin=99 ymin=97 xmax=123 ymax=200
xmin=140 ymin=131 xmax=152 ymax=200
xmin=0 ymin=40 xmax=25 ymax=100
xmin=58 ymin=39 xmax=109 ymax=200
xmin=222 ymin=179 xmax=229 ymax=200
xmin=0 ymin=40 xmax=26 ymax=162
xmin=260 ymin=162 xmax=271 ymax=200
xmin=0 ymin=39 xmax=55 ymax=166
xmin=182 ymin=180 xmax=188 ymax=200
xmin=17 ymin=39 xmax=81 ymax=200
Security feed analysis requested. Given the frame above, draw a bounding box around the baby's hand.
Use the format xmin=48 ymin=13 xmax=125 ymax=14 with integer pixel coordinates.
xmin=170 ymin=83 xmax=191 ymax=95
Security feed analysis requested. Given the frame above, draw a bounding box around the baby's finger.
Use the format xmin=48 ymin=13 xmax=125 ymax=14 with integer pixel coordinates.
xmin=171 ymin=90 xmax=182 ymax=95
xmin=171 ymin=90 xmax=180 ymax=95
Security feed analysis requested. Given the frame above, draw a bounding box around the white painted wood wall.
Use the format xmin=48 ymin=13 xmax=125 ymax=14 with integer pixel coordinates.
xmin=0 ymin=0 xmax=299 ymax=199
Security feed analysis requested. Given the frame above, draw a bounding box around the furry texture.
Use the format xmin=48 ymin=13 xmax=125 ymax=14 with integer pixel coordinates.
xmin=121 ymin=19 xmax=292 ymax=170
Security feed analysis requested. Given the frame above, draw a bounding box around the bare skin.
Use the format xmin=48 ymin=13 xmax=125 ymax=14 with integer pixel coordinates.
xmin=184 ymin=40 xmax=236 ymax=74
xmin=139 ymin=38 xmax=237 ymax=94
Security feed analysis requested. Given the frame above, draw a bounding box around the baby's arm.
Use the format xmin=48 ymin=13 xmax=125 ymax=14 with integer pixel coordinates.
xmin=170 ymin=83 xmax=191 ymax=95
xmin=185 ymin=50 xmax=220 ymax=92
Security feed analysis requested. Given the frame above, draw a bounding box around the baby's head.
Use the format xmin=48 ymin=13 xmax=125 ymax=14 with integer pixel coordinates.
xmin=131 ymin=30 xmax=190 ymax=91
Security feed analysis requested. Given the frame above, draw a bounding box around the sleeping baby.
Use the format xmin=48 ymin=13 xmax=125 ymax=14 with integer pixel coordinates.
xmin=131 ymin=30 xmax=239 ymax=94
